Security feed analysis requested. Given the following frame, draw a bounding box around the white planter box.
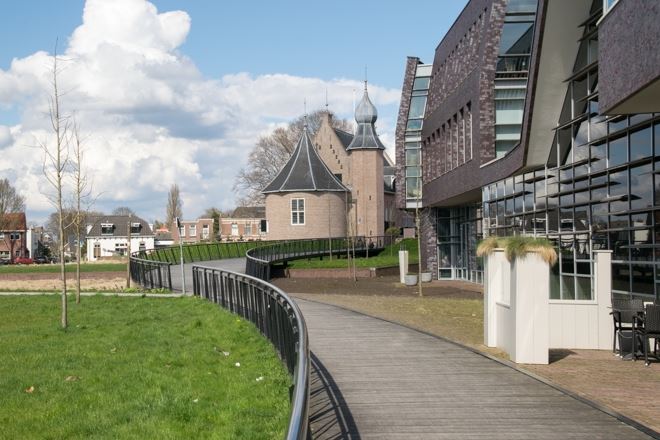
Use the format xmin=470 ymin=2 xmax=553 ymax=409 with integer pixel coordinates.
xmin=404 ymin=274 xmax=418 ymax=286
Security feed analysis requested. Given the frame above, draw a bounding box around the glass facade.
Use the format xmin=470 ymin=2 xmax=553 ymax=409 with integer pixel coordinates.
xmin=404 ymin=64 xmax=431 ymax=207
xmin=436 ymin=206 xmax=484 ymax=283
xmin=494 ymin=0 xmax=537 ymax=158
xmin=483 ymin=4 xmax=660 ymax=301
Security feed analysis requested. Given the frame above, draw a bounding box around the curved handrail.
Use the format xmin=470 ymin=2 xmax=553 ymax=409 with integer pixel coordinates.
xmin=129 ymin=254 xmax=173 ymax=290
xmin=246 ymin=235 xmax=392 ymax=280
xmin=192 ymin=265 xmax=309 ymax=440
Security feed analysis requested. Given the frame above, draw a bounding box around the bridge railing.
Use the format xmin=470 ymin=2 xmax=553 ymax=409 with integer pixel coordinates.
xmin=246 ymin=235 xmax=393 ymax=281
xmin=129 ymin=254 xmax=173 ymax=290
xmin=192 ymin=265 xmax=309 ymax=440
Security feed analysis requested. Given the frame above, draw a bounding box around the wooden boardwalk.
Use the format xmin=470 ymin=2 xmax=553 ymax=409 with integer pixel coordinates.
xmin=298 ymin=298 xmax=653 ymax=440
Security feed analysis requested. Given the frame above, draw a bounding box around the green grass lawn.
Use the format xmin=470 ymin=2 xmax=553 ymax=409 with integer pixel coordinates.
xmin=287 ymin=238 xmax=419 ymax=269
xmin=0 ymin=295 xmax=290 ymax=439
xmin=0 ymin=263 xmax=126 ymax=274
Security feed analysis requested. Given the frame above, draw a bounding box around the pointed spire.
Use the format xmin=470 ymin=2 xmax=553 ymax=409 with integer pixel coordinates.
xmin=347 ymin=73 xmax=385 ymax=151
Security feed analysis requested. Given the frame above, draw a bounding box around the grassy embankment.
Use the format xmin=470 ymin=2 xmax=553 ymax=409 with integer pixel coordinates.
xmin=0 ymin=295 xmax=290 ymax=439
xmin=287 ymin=238 xmax=418 ymax=269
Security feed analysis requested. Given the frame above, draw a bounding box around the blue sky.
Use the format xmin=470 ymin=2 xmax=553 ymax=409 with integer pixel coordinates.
xmin=0 ymin=0 xmax=467 ymax=224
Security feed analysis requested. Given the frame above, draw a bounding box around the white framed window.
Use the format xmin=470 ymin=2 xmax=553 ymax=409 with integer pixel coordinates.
xmin=130 ymin=222 xmax=141 ymax=235
xmin=189 ymin=224 xmax=196 ymax=237
xmin=179 ymin=226 xmax=185 ymax=237
xmin=231 ymin=223 xmax=239 ymax=236
xmin=245 ymin=224 xmax=252 ymax=236
xmin=202 ymin=224 xmax=209 ymax=239
xmin=101 ymin=223 xmax=114 ymax=235
xmin=291 ymin=198 xmax=305 ymax=225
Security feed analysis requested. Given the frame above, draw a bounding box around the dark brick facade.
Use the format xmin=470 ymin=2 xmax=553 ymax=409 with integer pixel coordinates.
xmin=395 ymin=0 xmax=550 ymax=279
xmin=598 ymin=0 xmax=660 ymax=114
xmin=394 ymin=57 xmax=420 ymax=210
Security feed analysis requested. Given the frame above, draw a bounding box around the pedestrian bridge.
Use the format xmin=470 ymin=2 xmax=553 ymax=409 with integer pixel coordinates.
xmin=131 ymin=242 xmax=655 ymax=439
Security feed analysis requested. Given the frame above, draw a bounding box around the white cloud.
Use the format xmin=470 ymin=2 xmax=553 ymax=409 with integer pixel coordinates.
xmin=0 ymin=0 xmax=401 ymax=224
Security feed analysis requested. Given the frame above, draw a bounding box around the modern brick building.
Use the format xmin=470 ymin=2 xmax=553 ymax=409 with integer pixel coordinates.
xmin=264 ymin=85 xmax=400 ymax=241
xmin=396 ymin=0 xmax=660 ymax=301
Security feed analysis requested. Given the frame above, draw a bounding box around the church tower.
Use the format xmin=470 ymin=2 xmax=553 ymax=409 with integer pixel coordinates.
xmin=346 ymin=82 xmax=385 ymax=237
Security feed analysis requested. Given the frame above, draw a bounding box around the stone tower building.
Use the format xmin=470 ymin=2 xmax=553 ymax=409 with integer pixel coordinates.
xmin=262 ymin=122 xmax=348 ymax=241
xmin=345 ymin=83 xmax=386 ymax=237
xmin=263 ymin=83 xmax=395 ymax=240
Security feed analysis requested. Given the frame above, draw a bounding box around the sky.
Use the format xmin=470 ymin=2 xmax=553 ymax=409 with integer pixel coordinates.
xmin=0 ymin=0 xmax=467 ymax=225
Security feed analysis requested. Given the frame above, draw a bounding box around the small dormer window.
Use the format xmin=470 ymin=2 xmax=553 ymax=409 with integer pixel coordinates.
xmin=101 ymin=223 xmax=114 ymax=235
xmin=130 ymin=222 xmax=141 ymax=234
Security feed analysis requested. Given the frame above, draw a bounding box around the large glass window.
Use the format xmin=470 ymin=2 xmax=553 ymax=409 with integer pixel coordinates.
xmin=409 ymin=96 xmax=427 ymax=119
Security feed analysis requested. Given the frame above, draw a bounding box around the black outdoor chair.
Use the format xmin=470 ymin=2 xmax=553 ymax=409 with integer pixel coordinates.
xmin=633 ymin=304 xmax=660 ymax=366
xmin=610 ymin=298 xmax=644 ymax=355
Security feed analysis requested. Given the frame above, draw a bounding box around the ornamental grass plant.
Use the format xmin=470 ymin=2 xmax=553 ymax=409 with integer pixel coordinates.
xmin=476 ymin=236 xmax=558 ymax=266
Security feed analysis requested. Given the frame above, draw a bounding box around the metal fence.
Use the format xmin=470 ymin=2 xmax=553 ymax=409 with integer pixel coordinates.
xmin=192 ymin=265 xmax=309 ymax=440
xmin=129 ymin=255 xmax=173 ymax=290
xmin=246 ymin=235 xmax=394 ymax=281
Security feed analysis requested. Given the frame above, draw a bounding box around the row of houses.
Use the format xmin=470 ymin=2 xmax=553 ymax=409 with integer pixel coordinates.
xmin=0 ymin=207 xmax=267 ymax=263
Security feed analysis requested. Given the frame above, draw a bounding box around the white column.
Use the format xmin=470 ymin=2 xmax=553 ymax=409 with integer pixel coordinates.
xmin=594 ymin=250 xmax=613 ymax=350
xmin=513 ymin=252 xmax=549 ymax=364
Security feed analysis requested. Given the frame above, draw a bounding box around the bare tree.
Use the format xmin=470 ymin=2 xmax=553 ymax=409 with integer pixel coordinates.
xmin=0 ymin=179 xmax=25 ymax=228
xmin=39 ymin=50 xmax=70 ymax=328
xmin=166 ymin=183 xmax=183 ymax=228
xmin=70 ymin=119 xmax=94 ymax=304
xmin=234 ymin=110 xmax=352 ymax=206
xmin=112 ymin=206 xmax=135 ymax=216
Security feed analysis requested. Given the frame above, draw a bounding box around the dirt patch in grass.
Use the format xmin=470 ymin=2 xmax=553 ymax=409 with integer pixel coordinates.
xmin=0 ymin=274 xmax=126 ymax=291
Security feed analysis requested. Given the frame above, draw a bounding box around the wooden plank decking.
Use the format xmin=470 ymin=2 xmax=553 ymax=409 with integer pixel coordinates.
xmin=298 ymin=298 xmax=653 ymax=440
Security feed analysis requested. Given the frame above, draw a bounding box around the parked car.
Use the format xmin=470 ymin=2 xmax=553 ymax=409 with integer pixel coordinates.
xmin=14 ymin=257 xmax=34 ymax=265
xmin=0 ymin=257 xmax=10 ymax=265
xmin=34 ymin=256 xmax=50 ymax=264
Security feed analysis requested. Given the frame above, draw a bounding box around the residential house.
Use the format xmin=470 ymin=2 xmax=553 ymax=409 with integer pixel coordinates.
xmin=220 ymin=207 xmax=266 ymax=241
xmin=86 ymin=215 xmax=154 ymax=261
xmin=173 ymin=218 xmax=214 ymax=244
xmin=0 ymin=212 xmax=28 ymax=262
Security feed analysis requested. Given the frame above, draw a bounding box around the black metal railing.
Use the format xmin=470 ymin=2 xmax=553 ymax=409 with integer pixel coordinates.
xmin=246 ymin=235 xmax=393 ymax=281
xmin=129 ymin=255 xmax=173 ymax=290
xmin=192 ymin=265 xmax=309 ymax=440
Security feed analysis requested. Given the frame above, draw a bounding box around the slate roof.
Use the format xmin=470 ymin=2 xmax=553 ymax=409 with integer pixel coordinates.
xmin=333 ymin=128 xmax=354 ymax=150
xmin=346 ymin=85 xmax=386 ymax=151
xmin=87 ymin=215 xmax=154 ymax=237
xmin=263 ymin=126 xmax=348 ymax=194
xmin=232 ymin=206 xmax=266 ymax=219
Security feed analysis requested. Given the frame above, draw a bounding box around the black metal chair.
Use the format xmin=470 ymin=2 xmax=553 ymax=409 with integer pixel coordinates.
xmin=610 ymin=298 xmax=644 ymax=356
xmin=633 ymin=304 xmax=660 ymax=366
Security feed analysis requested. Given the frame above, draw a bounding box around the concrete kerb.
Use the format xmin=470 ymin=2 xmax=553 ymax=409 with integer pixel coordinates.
xmin=292 ymin=294 xmax=660 ymax=440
